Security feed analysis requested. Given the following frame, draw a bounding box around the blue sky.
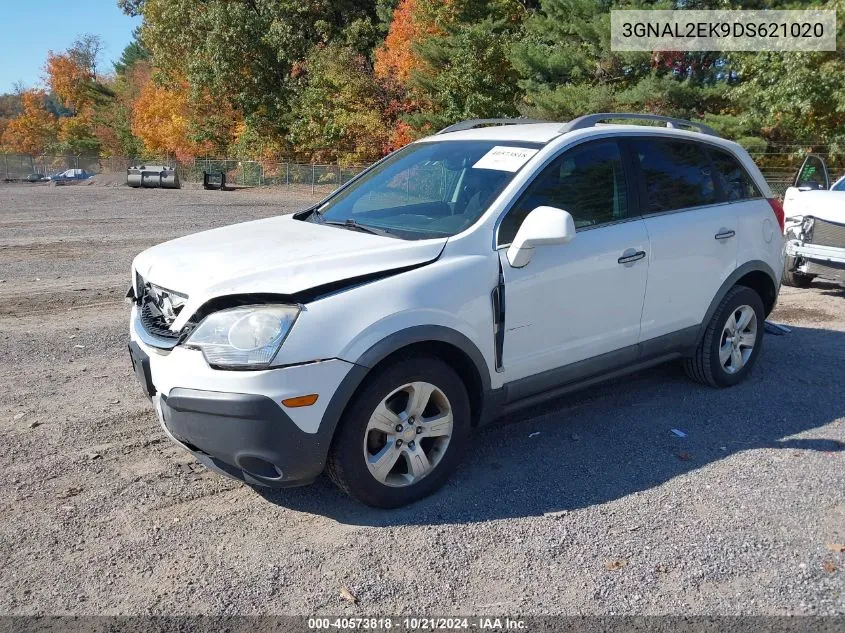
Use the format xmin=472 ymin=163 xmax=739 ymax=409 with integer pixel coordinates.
xmin=1 ymin=2 xmax=142 ymax=93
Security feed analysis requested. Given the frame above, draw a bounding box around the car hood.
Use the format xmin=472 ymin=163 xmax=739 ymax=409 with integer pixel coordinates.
xmin=783 ymin=187 xmax=845 ymax=224
xmin=132 ymin=214 xmax=446 ymax=330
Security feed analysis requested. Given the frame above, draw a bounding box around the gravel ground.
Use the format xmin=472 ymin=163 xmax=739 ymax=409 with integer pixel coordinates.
xmin=0 ymin=183 xmax=843 ymax=617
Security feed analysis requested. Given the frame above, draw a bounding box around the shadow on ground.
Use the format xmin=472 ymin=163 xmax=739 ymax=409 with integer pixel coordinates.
xmin=256 ymin=324 xmax=845 ymax=526
xmin=816 ymin=279 xmax=845 ymax=298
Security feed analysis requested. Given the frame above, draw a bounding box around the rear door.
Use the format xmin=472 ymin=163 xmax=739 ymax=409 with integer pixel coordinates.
xmin=631 ymin=137 xmax=738 ymax=342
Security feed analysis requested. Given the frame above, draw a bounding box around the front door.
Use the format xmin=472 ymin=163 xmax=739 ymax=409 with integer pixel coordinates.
xmin=495 ymin=139 xmax=649 ymax=383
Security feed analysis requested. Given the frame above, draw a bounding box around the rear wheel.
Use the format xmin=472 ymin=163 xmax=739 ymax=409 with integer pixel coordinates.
xmin=326 ymin=357 xmax=470 ymax=508
xmin=684 ymin=285 xmax=765 ymax=388
xmin=782 ymin=256 xmax=814 ymax=288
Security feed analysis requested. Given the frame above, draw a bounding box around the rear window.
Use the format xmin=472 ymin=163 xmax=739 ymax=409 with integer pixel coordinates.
xmin=633 ymin=139 xmax=717 ymax=213
xmin=710 ymin=149 xmax=761 ymax=201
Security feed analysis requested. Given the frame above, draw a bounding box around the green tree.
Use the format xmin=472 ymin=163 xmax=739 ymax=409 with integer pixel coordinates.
xmin=289 ymin=42 xmax=392 ymax=163
xmin=728 ymin=1 xmax=845 ymax=155
xmin=510 ymin=0 xmax=845 ymax=160
xmin=408 ymin=0 xmax=527 ymax=130
xmin=510 ymin=0 xmax=738 ymax=119
xmin=114 ymin=29 xmax=151 ymax=75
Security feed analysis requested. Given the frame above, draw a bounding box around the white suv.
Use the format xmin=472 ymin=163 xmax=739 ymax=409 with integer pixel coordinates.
xmin=128 ymin=113 xmax=784 ymax=507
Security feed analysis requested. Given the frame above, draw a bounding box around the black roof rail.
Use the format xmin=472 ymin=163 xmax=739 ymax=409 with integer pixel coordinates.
xmin=436 ymin=118 xmax=551 ymax=135
xmin=560 ymin=113 xmax=719 ymax=137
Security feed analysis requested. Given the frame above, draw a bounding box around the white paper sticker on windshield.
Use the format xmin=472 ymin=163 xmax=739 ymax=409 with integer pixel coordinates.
xmin=472 ymin=146 xmax=538 ymax=172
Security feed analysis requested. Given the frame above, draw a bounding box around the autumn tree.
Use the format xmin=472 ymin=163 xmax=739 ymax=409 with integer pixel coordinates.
xmin=45 ymin=52 xmax=94 ymax=114
xmin=1 ymin=90 xmax=58 ymax=155
xmin=130 ymin=76 xmax=197 ymax=160
xmin=289 ymin=43 xmax=392 ymax=163
xmin=374 ymin=0 xmax=439 ymax=84
xmin=130 ymin=69 xmax=239 ymax=160
xmin=135 ymin=0 xmax=379 ymax=144
xmin=0 ymin=92 xmax=23 ymax=147
xmin=44 ymin=41 xmax=114 ymax=155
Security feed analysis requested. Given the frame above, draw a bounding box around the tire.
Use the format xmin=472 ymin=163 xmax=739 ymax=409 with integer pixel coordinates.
xmin=782 ymin=256 xmax=814 ymax=288
xmin=326 ymin=356 xmax=471 ymax=508
xmin=684 ymin=285 xmax=765 ymax=388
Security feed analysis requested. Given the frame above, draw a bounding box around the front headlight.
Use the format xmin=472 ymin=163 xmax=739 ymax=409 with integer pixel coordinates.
xmin=185 ymin=305 xmax=300 ymax=368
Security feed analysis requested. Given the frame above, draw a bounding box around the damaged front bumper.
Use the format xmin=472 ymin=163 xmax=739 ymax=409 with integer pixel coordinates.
xmin=785 ymin=215 xmax=845 ymax=282
xmin=128 ymin=305 xmax=357 ymax=487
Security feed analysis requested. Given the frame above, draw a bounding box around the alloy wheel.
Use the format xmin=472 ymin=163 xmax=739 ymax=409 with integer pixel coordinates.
xmin=363 ymin=381 xmax=453 ymax=487
xmin=719 ymin=304 xmax=757 ymax=374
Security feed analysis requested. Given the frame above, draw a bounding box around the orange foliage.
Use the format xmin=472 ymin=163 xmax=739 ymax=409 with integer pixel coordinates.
xmin=131 ymin=76 xmax=209 ymax=161
xmin=0 ymin=90 xmax=57 ymax=155
xmin=46 ymin=52 xmax=92 ymax=113
xmin=385 ymin=120 xmax=418 ymax=152
xmin=374 ymin=0 xmax=443 ymax=84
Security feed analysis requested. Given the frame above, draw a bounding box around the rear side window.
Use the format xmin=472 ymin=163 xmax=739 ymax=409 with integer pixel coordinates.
xmin=633 ymin=139 xmax=717 ymax=213
xmin=710 ymin=149 xmax=761 ymax=201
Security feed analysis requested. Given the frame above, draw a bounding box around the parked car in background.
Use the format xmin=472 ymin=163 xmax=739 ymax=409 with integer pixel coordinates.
xmin=50 ymin=168 xmax=93 ymax=182
xmin=782 ymin=154 xmax=845 ymax=286
xmin=25 ymin=173 xmax=48 ymax=182
xmin=128 ymin=113 xmax=784 ymax=507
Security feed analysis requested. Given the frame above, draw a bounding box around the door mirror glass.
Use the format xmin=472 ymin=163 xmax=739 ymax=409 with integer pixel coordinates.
xmin=506 ymin=206 xmax=576 ymax=268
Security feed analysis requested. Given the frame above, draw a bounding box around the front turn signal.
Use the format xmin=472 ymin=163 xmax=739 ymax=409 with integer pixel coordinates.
xmin=282 ymin=394 xmax=319 ymax=408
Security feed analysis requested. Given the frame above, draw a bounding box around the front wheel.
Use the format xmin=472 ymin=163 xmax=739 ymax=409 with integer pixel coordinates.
xmin=684 ymin=285 xmax=765 ymax=388
xmin=782 ymin=256 xmax=814 ymax=288
xmin=326 ymin=357 xmax=470 ymax=508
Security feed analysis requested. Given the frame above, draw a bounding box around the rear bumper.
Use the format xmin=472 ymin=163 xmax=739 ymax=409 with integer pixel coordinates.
xmin=155 ymin=388 xmax=334 ymax=487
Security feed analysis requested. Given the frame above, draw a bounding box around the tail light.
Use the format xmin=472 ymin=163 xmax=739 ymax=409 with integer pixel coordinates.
xmin=767 ymin=198 xmax=785 ymax=232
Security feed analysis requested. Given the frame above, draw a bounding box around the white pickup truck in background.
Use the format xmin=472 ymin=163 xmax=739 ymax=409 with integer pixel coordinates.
xmin=782 ymin=154 xmax=845 ymax=287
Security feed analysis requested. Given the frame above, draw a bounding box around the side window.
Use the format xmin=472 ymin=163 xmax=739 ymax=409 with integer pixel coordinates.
xmin=498 ymin=140 xmax=628 ymax=245
xmin=633 ymin=139 xmax=717 ymax=213
xmin=710 ymin=149 xmax=761 ymax=201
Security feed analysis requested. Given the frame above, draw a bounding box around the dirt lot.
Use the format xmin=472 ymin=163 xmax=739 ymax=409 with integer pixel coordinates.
xmin=1 ymin=183 xmax=843 ymax=616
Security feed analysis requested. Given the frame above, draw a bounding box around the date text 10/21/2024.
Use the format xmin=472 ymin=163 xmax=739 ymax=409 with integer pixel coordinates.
xmin=307 ymin=617 xmax=528 ymax=630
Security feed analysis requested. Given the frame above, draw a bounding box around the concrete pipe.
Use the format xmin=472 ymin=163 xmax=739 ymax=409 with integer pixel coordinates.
xmin=127 ymin=165 xmax=181 ymax=189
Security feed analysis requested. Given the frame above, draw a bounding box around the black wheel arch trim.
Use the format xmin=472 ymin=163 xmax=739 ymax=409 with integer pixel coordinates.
xmin=698 ymin=260 xmax=779 ymax=345
xmin=352 ymin=325 xmax=492 ymax=388
xmin=322 ymin=325 xmax=495 ymax=443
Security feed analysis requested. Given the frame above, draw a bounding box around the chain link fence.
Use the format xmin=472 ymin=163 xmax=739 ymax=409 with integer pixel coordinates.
xmin=1 ymin=154 xmax=368 ymax=194
xmin=2 ymin=152 xmax=844 ymax=198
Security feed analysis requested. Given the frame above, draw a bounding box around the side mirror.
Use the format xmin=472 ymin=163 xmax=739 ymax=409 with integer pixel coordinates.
xmin=506 ymin=206 xmax=576 ymax=268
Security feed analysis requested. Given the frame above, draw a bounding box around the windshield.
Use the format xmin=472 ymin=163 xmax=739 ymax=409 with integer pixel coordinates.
xmin=832 ymin=176 xmax=845 ymax=191
xmin=306 ymin=140 xmax=542 ymax=239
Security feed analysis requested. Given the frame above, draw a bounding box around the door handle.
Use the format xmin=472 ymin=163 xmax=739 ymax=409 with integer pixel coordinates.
xmin=715 ymin=229 xmax=736 ymax=240
xmin=618 ymin=250 xmax=646 ymax=265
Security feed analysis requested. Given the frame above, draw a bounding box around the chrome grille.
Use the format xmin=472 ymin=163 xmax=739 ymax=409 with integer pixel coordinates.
xmin=811 ymin=218 xmax=845 ymax=249
xmin=135 ymin=279 xmax=187 ymax=344
xmin=140 ymin=301 xmax=180 ymax=340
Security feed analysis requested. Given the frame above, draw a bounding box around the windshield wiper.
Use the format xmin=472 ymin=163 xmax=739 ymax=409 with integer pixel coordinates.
xmin=322 ymin=218 xmax=393 ymax=237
